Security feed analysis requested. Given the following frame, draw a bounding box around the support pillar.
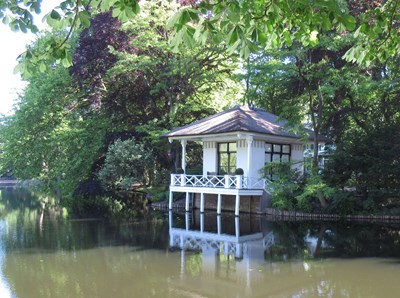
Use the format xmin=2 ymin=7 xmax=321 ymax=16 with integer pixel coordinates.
xmin=217 ymin=194 xmax=222 ymax=214
xmin=235 ymin=193 xmax=240 ymax=216
xmin=246 ymin=136 xmax=253 ymax=177
xmin=217 ymin=215 xmax=221 ymax=235
xmin=181 ymin=140 xmax=187 ymax=173
xmin=185 ymin=212 xmax=190 ymax=231
xmin=200 ymin=213 xmax=204 ymax=233
xmin=200 ymin=193 xmax=205 ymax=213
xmin=185 ymin=192 xmax=190 ymax=212
xmin=169 ymin=190 xmax=173 ymax=210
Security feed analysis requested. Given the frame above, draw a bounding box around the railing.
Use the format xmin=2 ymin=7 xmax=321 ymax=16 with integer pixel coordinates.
xmin=170 ymin=174 xmax=271 ymax=190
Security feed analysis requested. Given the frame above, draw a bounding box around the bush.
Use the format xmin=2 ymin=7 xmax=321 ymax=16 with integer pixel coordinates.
xmin=98 ymin=138 xmax=152 ymax=192
xmin=186 ymin=165 xmax=202 ymax=175
xmin=235 ymin=168 xmax=244 ymax=175
xmin=328 ymin=191 xmax=363 ymax=215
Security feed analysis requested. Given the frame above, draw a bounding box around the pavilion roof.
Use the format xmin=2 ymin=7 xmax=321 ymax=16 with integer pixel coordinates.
xmin=162 ymin=105 xmax=330 ymax=142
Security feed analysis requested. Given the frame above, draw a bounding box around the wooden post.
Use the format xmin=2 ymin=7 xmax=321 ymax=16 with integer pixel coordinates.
xmin=181 ymin=140 xmax=187 ymax=173
xmin=185 ymin=212 xmax=189 ymax=231
xmin=217 ymin=194 xmax=222 ymax=214
xmin=185 ymin=192 xmax=190 ymax=212
xmin=224 ymin=175 xmax=229 ymax=188
xmin=200 ymin=193 xmax=205 ymax=213
xmin=217 ymin=215 xmax=221 ymax=235
xmin=200 ymin=213 xmax=204 ymax=233
xmin=169 ymin=190 xmax=173 ymax=210
xmin=246 ymin=136 xmax=253 ymax=177
xmin=235 ymin=193 xmax=240 ymax=216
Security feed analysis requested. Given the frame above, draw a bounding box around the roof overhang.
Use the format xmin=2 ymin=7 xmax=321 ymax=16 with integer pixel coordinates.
xmin=167 ymin=131 xmax=317 ymax=145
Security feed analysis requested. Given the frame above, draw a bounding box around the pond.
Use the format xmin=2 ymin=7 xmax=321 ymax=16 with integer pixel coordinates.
xmin=0 ymin=188 xmax=400 ymax=297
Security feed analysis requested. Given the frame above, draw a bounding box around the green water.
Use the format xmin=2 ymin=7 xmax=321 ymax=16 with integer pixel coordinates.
xmin=1 ymin=188 xmax=400 ymax=297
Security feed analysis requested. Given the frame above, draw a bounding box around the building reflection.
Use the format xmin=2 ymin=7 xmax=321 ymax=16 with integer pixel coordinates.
xmin=169 ymin=211 xmax=277 ymax=293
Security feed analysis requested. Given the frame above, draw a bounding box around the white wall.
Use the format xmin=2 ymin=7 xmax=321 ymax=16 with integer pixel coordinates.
xmin=236 ymin=139 xmax=247 ymax=173
xmin=291 ymin=144 xmax=304 ymax=172
xmin=203 ymin=141 xmax=217 ymax=175
xmin=250 ymin=140 xmax=266 ymax=179
xmin=202 ymin=139 xmax=305 ymax=177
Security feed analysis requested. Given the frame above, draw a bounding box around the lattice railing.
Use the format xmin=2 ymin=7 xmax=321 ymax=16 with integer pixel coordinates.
xmin=170 ymin=174 xmax=271 ymax=191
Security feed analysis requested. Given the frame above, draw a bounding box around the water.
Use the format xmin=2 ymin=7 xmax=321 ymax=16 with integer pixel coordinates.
xmin=1 ymin=189 xmax=400 ymax=297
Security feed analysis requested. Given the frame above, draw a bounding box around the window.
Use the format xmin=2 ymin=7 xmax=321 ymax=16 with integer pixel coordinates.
xmin=218 ymin=142 xmax=237 ymax=174
xmin=265 ymin=143 xmax=291 ymax=180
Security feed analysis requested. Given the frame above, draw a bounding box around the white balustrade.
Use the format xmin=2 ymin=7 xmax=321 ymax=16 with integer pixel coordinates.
xmin=170 ymin=174 xmax=271 ymax=190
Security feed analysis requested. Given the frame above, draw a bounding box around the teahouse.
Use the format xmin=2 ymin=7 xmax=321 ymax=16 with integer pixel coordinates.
xmin=162 ymin=105 xmax=328 ymax=215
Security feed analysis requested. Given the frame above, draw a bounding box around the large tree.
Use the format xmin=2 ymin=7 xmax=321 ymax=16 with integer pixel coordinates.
xmin=2 ymin=0 xmax=398 ymax=76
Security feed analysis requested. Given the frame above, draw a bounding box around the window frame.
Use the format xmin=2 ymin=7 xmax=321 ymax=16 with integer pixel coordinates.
xmin=265 ymin=142 xmax=291 ymax=180
xmin=217 ymin=142 xmax=237 ymax=175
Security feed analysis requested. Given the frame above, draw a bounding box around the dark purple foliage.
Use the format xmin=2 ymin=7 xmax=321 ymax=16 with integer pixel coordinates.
xmin=70 ymin=12 xmax=133 ymax=108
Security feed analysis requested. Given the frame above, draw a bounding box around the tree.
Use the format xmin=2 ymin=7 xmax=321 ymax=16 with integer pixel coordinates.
xmin=0 ymin=62 xmax=109 ymax=196
xmin=2 ymin=0 xmax=398 ymax=76
xmin=0 ymin=1 xmax=240 ymax=202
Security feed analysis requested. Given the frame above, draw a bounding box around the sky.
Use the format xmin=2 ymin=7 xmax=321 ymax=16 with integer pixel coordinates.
xmin=0 ymin=26 xmax=34 ymax=115
xmin=0 ymin=2 xmax=56 ymax=116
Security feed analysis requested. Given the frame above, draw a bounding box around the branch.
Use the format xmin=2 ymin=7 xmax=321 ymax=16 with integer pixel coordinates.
xmin=57 ymin=0 xmax=81 ymax=49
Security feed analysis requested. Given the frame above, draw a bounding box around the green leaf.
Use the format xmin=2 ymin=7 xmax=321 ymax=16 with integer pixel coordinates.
xmin=78 ymin=10 xmax=90 ymax=28
xmin=50 ymin=10 xmax=61 ymax=20
xmin=39 ymin=62 xmax=47 ymax=72
xmin=227 ymin=26 xmax=239 ymax=45
xmin=2 ymin=16 xmax=9 ymax=25
xmin=166 ymin=11 xmax=182 ymax=29
xmin=342 ymin=15 xmax=356 ymax=31
xmin=227 ymin=9 xmax=240 ymax=23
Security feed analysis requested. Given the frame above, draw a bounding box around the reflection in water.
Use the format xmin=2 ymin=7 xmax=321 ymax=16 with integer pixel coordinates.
xmin=0 ymin=189 xmax=400 ymax=297
xmin=0 ymin=221 xmax=14 ymax=298
xmin=169 ymin=211 xmax=400 ymax=298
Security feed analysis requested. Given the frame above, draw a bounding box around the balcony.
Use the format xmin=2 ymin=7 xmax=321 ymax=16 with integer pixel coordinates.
xmin=170 ymin=174 xmax=269 ymax=190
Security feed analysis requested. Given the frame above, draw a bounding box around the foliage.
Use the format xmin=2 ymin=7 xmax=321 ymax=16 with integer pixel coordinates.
xmin=3 ymin=0 xmax=398 ymax=76
xmin=325 ymin=123 xmax=400 ymax=198
xmin=0 ymin=57 xmax=108 ymax=196
xmin=295 ymin=175 xmax=335 ymax=212
xmin=70 ymin=11 xmax=133 ymax=108
xmin=97 ymin=138 xmax=152 ymax=192
xmin=234 ymin=168 xmax=244 ymax=175
xmin=173 ymin=0 xmax=399 ymax=65
xmin=260 ymin=161 xmax=303 ymax=211
xmin=327 ymin=191 xmax=363 ymax=215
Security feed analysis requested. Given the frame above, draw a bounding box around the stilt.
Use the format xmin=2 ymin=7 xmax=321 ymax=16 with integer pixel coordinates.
xmin=200 ymin=213 xmax=204 ymax=233
xmin=185 ymin=212 xmax=189 ymax=231
xmin=169 ymin=190 xmax=173 ymax=210
xmin=217 ymin=215 xmax=221 ymax=235
xmin=235 ymin=193 xmax=240 ymax=216
xmin=185 ymin=192 xmax=190 ymax=212
xmin=200 ymin=193 xmax=204 ymax=213
xmin=217 ymin=194 xmax=222 ymax=214
xmin=235 ymin=216 xmax=240 ymax=239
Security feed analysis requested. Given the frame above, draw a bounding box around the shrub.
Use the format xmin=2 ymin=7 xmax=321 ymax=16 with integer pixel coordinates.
xmin=98 ymin=138 xmax=152 ymax=192
xmin=235 ymin=168 xmax=244 ymax=175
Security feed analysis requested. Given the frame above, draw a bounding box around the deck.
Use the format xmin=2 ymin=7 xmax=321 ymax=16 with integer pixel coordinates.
xmin=169 ymin=174 xmax=271 ymax=216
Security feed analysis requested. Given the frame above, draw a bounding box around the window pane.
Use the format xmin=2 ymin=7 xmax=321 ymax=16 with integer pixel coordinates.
xmin=272 ymin=154 xmax=280 ymax=162
xmin=219 ymin=143 xmax=227 ymax=152
xmin=265 ymin=143 xmax=272 ymax=152
xmin=282 ymin=145 xmax=290 ymax=153
xmin=220 ymin=153 xmax=228 ymax=166
xmin=229 ymin=142 xmax=237 ymax=152
xmin=281 ymin=155 xmax=289 ymax=162
xmin=273 ymin=144 xmax=281 ymax=152
xmin=265 ymin=153 xmax=271 ymax=163
xmin=219 ymin=166 xmax=228 ymax=175
xmin=229 ymin=153 xmax=237 ymax=174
